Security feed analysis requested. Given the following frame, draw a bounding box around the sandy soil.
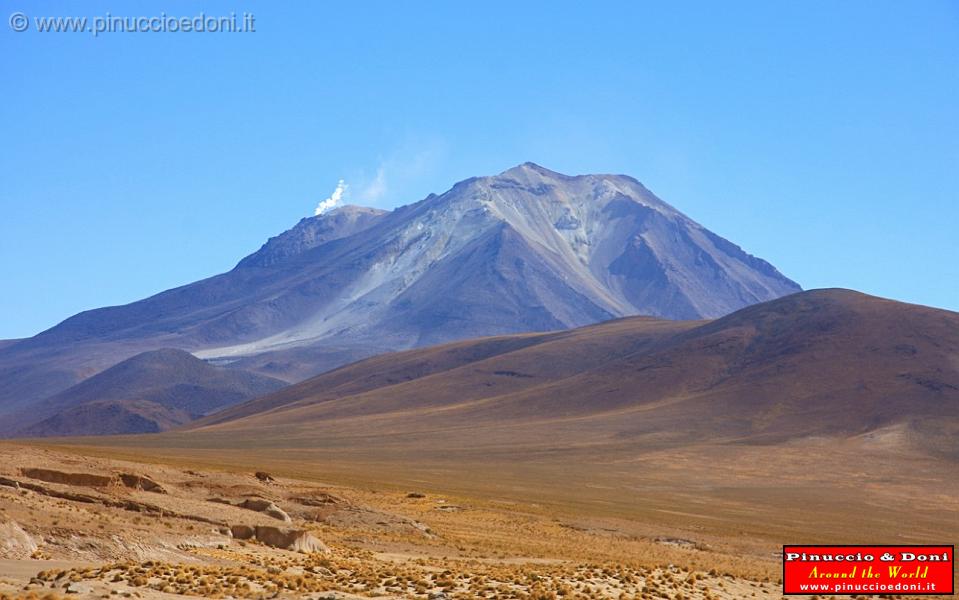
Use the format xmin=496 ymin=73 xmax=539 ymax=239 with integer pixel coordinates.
xmin=0 ymin=443 xmax=815 ymax=600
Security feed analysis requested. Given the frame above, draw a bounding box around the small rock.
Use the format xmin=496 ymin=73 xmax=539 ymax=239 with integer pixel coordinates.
xmin=118 ymin=473 xmax=166 ymax=493
xmin=254 ymin=471 xmax=275 ymax=482
xmin=230 ymin=524 xmax=255 ymax=540
xmin=254 ymin=525 xmax=329 ymax=553
xmin=291 ymin=493 xmax=342 ymax=506
xmin=406 ymin=492 xmax=426 ymax=498
xmin=0 ymin=521 xmax=38 ymax=558
xmin=237 ymin=498 xmax=291 ymax=522
xmin=66 ymin=582 xmax=94 ymax=594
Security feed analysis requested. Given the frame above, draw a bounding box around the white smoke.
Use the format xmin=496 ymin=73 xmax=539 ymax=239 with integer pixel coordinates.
xmin=314 ymin=179 xmax=348 ymax=216
xmin=358 ymin=167 xmax=388 ymax=203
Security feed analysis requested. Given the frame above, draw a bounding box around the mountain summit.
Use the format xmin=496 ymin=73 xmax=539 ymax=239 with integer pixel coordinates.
xmin=0 ymin=164 xmax=800 ymax=427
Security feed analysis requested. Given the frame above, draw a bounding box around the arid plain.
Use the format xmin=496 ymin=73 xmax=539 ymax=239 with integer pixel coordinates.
xmin=2 ymin=429 xmax=957 ymax=599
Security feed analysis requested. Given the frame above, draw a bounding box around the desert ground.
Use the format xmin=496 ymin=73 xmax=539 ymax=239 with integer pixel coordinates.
xmin=1 ymin=437 xmax=956 ymax=600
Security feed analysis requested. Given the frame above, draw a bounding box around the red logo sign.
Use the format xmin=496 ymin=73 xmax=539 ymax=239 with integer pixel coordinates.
xmin=783 ymin=545 xmax=954 ymax=595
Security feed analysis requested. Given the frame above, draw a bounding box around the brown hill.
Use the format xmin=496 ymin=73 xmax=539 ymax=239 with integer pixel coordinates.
xmin=13 ymin=349 xmax=286 ymax=437
xmin=188 ymin=289 xmax=959 ymax=458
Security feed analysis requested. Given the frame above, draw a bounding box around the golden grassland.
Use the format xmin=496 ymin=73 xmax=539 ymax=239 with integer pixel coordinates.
xmin=34 ymin=430 xmax=959 ymax=547
xmin=2 ymin=436 xmax=956 ymax=599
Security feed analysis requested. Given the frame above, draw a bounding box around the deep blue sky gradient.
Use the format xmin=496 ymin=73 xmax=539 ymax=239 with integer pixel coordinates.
xmin=1 ymin=1 xmax=957 ymax=338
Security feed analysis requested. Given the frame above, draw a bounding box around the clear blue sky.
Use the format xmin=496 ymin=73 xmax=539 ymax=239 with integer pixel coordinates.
xmin=1 ymin=1 xmax=956 ymax=338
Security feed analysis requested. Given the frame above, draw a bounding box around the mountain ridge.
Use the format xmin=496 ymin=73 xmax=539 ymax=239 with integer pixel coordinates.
xmin=187 ymin=288 xmax=959 ymax=460
xmin=0 ymin=163 xmax=801 ymax=429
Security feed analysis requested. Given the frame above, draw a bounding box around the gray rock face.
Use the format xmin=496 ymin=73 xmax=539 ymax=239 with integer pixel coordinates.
xmin=0 ymin=164 xmax=799 ymax=426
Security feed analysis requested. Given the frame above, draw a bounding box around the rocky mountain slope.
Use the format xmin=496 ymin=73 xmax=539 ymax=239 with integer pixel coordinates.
xmin=0 ymin=163 xmax=800 ymax=429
